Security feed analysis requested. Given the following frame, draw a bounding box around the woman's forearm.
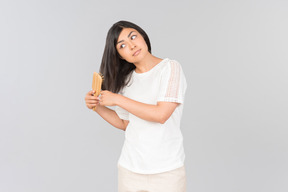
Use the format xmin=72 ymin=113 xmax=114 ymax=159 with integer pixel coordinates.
xmin=95 ymin=105 xmax=127 ymax=131
xmin=99 ymin=90 xmax=178 ymax=124
xmin=115 ymin=95 xmax=177 ymax=124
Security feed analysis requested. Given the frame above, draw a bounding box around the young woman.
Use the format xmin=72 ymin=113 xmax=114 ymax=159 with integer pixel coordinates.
xmin=85 ymin=20 xmax=187 ymax=192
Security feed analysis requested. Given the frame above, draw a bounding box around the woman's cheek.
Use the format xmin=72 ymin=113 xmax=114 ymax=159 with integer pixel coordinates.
xmin=120 ymin=51 xmax=129 ymax=61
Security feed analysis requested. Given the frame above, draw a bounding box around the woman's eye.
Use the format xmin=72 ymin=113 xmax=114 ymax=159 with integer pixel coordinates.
xmin=120 ymin=44 xmax=126 ymax=49
xmin=131 ymin=35 xmax=136 ymax=40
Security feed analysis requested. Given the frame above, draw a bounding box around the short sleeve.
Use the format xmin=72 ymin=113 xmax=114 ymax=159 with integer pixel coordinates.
xmin=157 ymin=60 xmax=187 ymax=104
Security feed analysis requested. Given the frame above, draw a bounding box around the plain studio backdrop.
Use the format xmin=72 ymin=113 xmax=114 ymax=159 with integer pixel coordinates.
xmin=0 ymin=0 xmax=287 ymax=191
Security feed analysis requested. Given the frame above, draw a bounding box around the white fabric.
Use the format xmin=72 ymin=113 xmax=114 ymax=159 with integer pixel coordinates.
xmin=114 ymin=58 xmax=187 ymax=174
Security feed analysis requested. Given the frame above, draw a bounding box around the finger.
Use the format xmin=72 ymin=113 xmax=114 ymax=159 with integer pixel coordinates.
xmin=87 ymin=100 xmax=98 ymax=104
xmin=100 ymin=90 xmax=107 ymax=95
xmin=88 ymin=90 xmax=96 ymax=96
xmin=87 ymin=90 xmax=94 ymax=95
xmin=87 ymin=96 xmax=98 ymax=100
xmin=87 ymin=98 xmax=99 ymax=103
xmin=90 ymin=102 xmax=98 ymax=107
xmin=86 ymin=104 xmax=93 ymax=109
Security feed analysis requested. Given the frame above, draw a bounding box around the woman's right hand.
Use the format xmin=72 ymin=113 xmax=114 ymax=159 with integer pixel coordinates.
xmin=84 ymin=90 xmax=128 ymax=131
xmin=85 ymin=90 xmax=100 ymax=110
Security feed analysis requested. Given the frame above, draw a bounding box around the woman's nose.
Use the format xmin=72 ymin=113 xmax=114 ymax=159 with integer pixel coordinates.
xmin=129 ymin=42 xmax=136 ymax=50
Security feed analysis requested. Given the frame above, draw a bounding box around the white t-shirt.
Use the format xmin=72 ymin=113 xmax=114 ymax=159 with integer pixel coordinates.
xmin=115 ymin=58 xmax=187 ymax=174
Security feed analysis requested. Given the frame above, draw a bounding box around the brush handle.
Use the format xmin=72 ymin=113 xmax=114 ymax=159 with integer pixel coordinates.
xmin=92 ymin=72 xmax=103 ymax=111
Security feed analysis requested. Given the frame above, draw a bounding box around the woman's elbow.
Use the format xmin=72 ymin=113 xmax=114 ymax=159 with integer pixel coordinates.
xmin=155 ymin=102 xmax=178 ymax=124
xmin=119 ymin=120 xmax=129 ymax=131
xmin=159 ymin=119 xmax=166 ymax=124
xmin=158 ymin=115 xmax=169 ymax=124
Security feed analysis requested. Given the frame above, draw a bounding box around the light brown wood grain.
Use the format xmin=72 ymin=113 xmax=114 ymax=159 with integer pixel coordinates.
xmin=92 ymin=72 xmax=103 ymax=111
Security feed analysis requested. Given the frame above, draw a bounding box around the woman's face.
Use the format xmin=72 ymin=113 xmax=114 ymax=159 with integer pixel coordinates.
xmin=116 ymin=28 xmax=149 ymax=63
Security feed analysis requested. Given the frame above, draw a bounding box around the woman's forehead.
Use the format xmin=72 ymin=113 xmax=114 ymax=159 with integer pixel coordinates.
xmin=118 ymin=28 xmax=138 ymax=39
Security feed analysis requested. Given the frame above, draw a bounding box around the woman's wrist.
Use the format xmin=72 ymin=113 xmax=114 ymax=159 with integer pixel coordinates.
xmin=115 ymin=93 xmax=123 ymax=106
xmin=94 ymin=104 xmax=103 ymax=113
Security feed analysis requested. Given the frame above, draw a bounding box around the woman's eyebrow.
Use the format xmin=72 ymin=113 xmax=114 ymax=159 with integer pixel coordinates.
xmin=127 ymin=31 xmax=135 ymax=38
xmin=117 ymin=31 xmax=135 ymax=44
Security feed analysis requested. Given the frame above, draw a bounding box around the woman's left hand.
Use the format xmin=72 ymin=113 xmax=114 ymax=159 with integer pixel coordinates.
xmin=99 ymin=90 xmax=120 ymax=106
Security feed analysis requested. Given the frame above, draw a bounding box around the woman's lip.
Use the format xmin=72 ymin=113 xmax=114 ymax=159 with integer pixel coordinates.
xmin=133 ymin=49 xmax=141 ymax=56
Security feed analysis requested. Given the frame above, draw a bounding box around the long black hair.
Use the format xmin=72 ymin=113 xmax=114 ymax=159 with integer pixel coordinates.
xmin=99 ymin=20 xmax=151 ymax=93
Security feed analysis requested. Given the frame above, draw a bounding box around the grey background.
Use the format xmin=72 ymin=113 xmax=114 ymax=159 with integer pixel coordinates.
xmin=1 ymin=0 xmax=287 ymax=191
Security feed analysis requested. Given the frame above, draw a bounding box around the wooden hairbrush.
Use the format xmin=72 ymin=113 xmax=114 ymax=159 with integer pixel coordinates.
xmin=92 ymin=72 xmax=104 ymax=111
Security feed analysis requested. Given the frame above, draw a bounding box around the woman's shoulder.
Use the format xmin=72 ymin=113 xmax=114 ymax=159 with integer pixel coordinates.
xmin=159 ymin=58 xmax=182 ymax=71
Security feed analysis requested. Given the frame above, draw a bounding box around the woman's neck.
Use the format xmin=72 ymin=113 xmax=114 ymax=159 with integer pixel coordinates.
xmin=134 ymin=54 xmax=163 ymax=74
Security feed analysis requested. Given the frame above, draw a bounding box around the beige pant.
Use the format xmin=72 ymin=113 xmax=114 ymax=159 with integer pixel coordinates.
xmin=118 ymin=165 xmax=186 ymax=192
